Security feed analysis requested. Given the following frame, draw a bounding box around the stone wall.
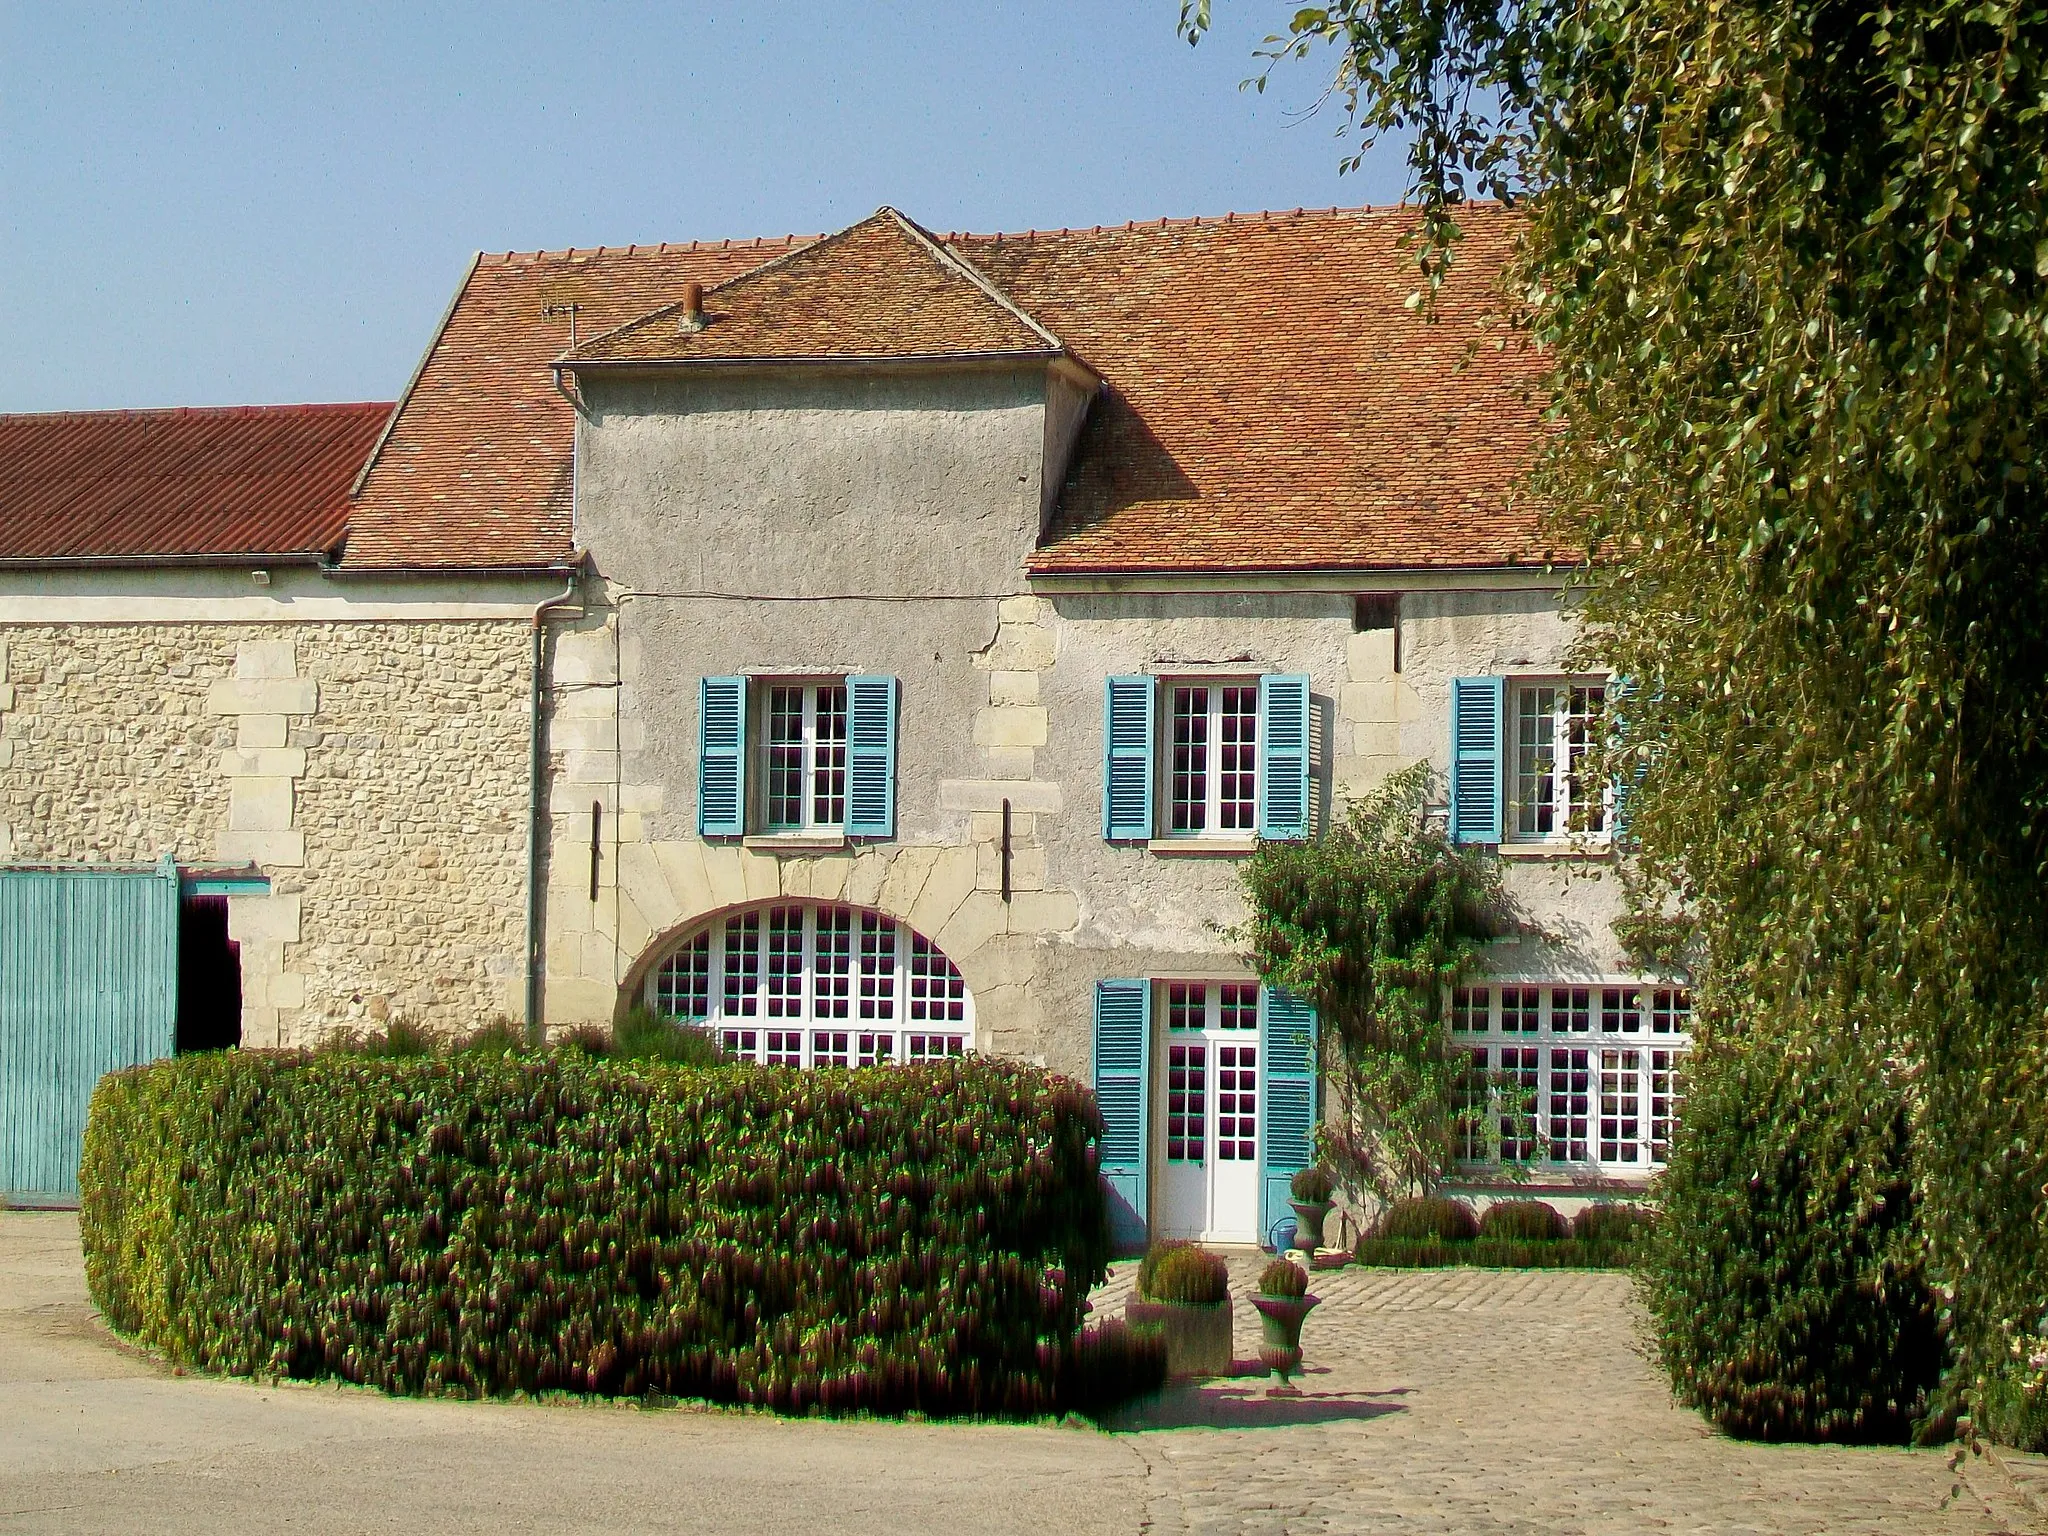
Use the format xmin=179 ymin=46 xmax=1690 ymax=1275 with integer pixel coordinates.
xmin=537 ymin=576 xmax=1636 ymax=1083
xmin=0 ymin=619 xmax=532 ymax=1044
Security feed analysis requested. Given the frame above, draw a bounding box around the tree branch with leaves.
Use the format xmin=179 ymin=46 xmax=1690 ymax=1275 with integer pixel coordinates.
xmin=1185 ymin=0 xmax=2048 ymax=1439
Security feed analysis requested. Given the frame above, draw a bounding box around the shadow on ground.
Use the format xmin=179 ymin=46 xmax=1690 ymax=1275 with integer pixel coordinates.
xmin=1105 ymin=1362 xmax=1410 ymax=1431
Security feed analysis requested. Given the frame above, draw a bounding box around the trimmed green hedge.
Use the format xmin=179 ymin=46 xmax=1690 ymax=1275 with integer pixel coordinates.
xmin=81 ymin=1051 xmax=1122 ymax=1417
xmin=1636 ymin=1033 xmax=1942 ymax=1443
xmin=1354 ymin=1236 xmax=1635 ymax=1269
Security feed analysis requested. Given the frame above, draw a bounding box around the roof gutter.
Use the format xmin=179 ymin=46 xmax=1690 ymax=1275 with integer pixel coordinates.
xmin=318 ymin=561 xmax=583 ymax=583
xmin=1025 ymin=563 xmax=1589 ymax=593
xmin=553 ymin=348 xmax=1061 ymax=373
xmin=0 ymin=551 xmax=330 ymax=571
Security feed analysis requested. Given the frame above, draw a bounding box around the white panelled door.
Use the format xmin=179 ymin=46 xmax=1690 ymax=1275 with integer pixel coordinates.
xmin=1156 ymin=981 xmax=1262 ymax=1243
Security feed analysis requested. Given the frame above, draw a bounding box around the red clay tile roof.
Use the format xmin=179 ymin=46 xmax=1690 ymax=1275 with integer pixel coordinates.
xmin=0 ymin=402 xmax=391 ymax=563
xmin=344 ymin=206 xmax=1546 ymax=573
xmin=569 ymin=209 xmax=1060 ymax=365
xmin=960 ymin=207 xmax=1548 ymax=573
xmin=342 ymin=238 xmax=816 ymax=570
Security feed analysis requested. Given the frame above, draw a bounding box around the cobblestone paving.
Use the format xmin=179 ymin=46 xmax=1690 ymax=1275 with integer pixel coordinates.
xmin=1088 ymin=1255 xmax=2041 ymax=1534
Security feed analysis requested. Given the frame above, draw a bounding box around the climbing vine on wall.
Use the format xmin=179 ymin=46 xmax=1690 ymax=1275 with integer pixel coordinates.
xmin=1235 ymin=763 xmax=1508 ymax=1204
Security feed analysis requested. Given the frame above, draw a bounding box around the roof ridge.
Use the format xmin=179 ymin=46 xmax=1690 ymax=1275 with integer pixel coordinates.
xmin=564 ymin=207 xmax=1062 ymax=363
xmin=562 ymin=225 xmax=855 ymax=356
xmin=945 ymin=202 xmax=1467 ymax=242
xmin=877 ymin=207 xmax=1064 ymax=351
xmin=478 ymin=233 xmax=823 ymax=266
xmin=476 ymin=200 xmax=1529 ymax=267
xmin=0 ymin=401 xmax=393 ymax=424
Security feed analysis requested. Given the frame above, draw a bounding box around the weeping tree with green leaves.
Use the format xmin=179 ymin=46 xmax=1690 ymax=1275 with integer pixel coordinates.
xmin=1234 ymin=764 xmax=1507 ymax=1204
xmin=1185 ymin=0 xmax=2048 ymax=1439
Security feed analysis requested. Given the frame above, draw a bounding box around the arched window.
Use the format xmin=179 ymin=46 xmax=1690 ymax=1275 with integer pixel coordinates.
xmin=646 ymin=901 xmax=972 ymax=1068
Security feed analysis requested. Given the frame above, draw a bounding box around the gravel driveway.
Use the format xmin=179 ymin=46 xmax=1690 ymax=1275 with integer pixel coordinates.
xmin=1 ymin=1212 xmax=2036 ymax=1534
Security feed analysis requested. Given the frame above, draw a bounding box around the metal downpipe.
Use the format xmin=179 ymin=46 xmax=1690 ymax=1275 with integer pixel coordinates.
xmin=525 ymin=564 xmax=584 ymax=1043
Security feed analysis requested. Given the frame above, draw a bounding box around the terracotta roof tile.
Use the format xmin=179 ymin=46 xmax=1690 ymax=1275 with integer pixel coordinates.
xmin=569 ymin=208 xmax=1059 ymax=365
xmin=0 ymin=402 xmax=391 ymax=563
xmin=342 ymin=238 xmax=817 ymax=570
xmin=344 ymin=207 xmax=1546 ymax=573
xmin=955 ymin=207 xmax=1546 ymax=573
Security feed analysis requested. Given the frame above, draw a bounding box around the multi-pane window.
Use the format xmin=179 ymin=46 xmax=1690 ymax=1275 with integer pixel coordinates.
xmin=1168 ymin=682 xmax=1259 ymax=835
xmin=1167 ymin=1040 xmax=1207 ymax=1162
xmin=647 ymin=901 xmax=972 ymax=1066
xmin=1599 ymin=1048 xmax=1642 ymax=1164
xmin=766 ymin=682 xmax=848 ymax=831
xmin=1216 ymin=1043 xmax=1257 ymax=1160
xmin=1509 ymin=681 xmax=1608 ymax=842
xmin=1453 ymin=1046 xmax=1491 ymax=1161
xmin=1165 ymin=981 xmax=1259 ymax=1164
xmin=1448 ymin=983 xmax=1691 ymax=1172
xmin=908 ymin=932 xmax=967 ymax=1023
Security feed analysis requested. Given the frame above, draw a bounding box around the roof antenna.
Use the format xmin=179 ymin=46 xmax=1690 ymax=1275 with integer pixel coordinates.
xmin=541 ymin=300 xmax=582 ymax=349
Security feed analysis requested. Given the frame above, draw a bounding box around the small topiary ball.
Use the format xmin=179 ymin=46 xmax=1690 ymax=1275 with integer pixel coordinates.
xmin=1134 ymin=1240 xmax=1190 ymax=1301
xmin=1479 ymin=1200 xmax=1568 ymax=1241
xmin=1374 ymin=1196 xmax=1480 ymax=1242
xmin=1140 ymin=1243 xmax=1230 ymax=1305
xmin=1573 ymin=1202 xmax=1651 ymax=1245
xmin=1290 ymin=1166 xmax=1336 ymax=1203
xmin=1259 ymin=1258 xmax=1309 ymax=1297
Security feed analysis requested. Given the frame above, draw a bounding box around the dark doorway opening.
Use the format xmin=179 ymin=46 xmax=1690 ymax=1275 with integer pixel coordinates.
xmin=176 ymin=896 xmax=242 ymax=1052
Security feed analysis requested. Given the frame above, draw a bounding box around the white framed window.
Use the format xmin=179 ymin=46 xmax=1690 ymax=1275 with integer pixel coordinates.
xmin=647 ymin=900 xmax=973 ymax=1066
xmin=1166 ymin=680 xmax=1260 ymax=836
xmin=765 ymin=681 xmax=848 ymax=832
xmin=1448 ymin=982 xmax=1690 ymax=1173
xmin=1162 ymin=981 xmax=1259 ymax=1165
xmin=1508 ymin=679 xmax=1609 ymax=842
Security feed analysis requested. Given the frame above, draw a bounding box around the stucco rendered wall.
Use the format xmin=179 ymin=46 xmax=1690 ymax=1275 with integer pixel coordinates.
xmin=540 ymin=565 xmax=1631 ymax=1085
xmin=545 ymin=360 xmax=1634 ymax=1080
xmin=0 ymin=618 xmax=533 ymax=1044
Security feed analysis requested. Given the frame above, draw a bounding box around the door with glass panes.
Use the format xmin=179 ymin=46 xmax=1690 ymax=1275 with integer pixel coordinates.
xmin=1155 ymin=981 xmax=1262 ymax=1243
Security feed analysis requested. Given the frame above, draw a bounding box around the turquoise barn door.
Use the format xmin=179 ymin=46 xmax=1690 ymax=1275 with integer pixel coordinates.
xmin=0 ymin=859 xmax=181 ymax=1204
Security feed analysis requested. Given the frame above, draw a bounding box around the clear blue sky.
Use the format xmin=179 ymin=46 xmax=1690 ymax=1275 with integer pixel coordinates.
xmin=0 ymin=3 xmax=1410 ymax=413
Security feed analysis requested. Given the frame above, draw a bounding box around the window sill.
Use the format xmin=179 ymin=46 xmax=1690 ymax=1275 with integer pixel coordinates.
xmin=742 ymin=833 xmax=848 ymax=854
xmin=1147 ymin=837 xmax=1260 ymax=857
xmin=1442 ymin=1170 xmax=1658 ymax=1193
xmin=1497 ymin=841 xmax=1613 ymax=861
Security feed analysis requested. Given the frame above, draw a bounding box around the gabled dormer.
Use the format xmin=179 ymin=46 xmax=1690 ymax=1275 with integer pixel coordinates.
xmin=555 ymin=209 xmax=1100 ymax=593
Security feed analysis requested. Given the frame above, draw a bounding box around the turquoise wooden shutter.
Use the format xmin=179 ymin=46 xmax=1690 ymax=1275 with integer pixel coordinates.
xmin=1608 ymin=675 xmax=1636 ymax=844
xmin=698 ymin=676 xmax=747 ymax=838
xmin=1258 ymin=673 xmax=1311 ymax=840
xmin=1092 ymin=978 xmax=1152 ymax=1250
xmin=1449 ymin=676 xmax=1505 ymax=845
xmin=1102 ymin=676 xmax=1154 ymax=842
xmin=1 ymin=858 xmax=180 ymax=1203
xmin=845 ymin=674 xmax=898 ymax=839
xmin=1258 ymin=985 xmax=1318 ymax=1250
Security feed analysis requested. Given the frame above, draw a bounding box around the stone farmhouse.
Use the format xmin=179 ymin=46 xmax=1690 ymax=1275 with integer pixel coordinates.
xmin=0 ymin=206 xmax=1689 ymax=1242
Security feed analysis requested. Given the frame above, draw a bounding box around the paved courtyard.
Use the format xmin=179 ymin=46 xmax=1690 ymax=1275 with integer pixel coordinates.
xmin=1 ymin=1211 xmax=2039 ymax=1534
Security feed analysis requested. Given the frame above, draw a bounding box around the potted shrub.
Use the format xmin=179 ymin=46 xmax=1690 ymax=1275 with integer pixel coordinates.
xmin=1250 ymin=1258 xmax=1318 ymax=1392
xmin=1289 ymin=1165 xmax=1337 ymax=1250
xmin=1125 ymin=1242 xmax=1233 ymax=1379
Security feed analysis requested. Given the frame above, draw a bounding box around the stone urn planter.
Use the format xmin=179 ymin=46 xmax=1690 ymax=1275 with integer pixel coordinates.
xmin=1125 ymin=1295 xmax=1234 ymax=1379
xmin=1251 ymin=1293 xmax=1320 ymax=1389
xmin=1251 ymin=1257 xmax=1318 ymax=1392
xmin=1126 ymin=1244 xmax=1235 ymax=1380
xmin=1288 ymin=1198 xmax=1335 ymax=1251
